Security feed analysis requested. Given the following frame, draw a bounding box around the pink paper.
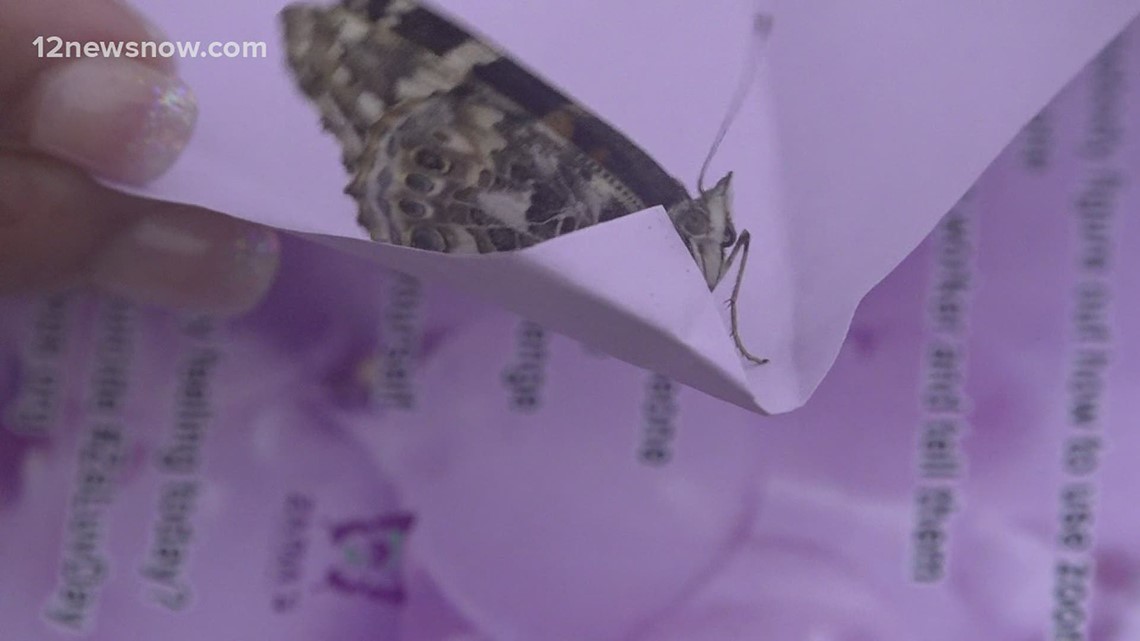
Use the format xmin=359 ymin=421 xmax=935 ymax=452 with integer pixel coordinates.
xmin=0 ymin=241 xmax=426 ymax=640
xmin=8 ymin=3 xmax=1140 ymax=635
xmin=114 ymin=0 xmax=1140 ymax=413
xmin=4 ymin=23 xmax=1140 ymax=637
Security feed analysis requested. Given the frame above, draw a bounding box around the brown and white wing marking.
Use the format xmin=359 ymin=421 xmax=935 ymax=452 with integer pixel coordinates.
xmin=282 ymin=0 xmax=769 ymax=365
xmin=282 ymin=0 xmax=694 ymax=252
xmin=281 ymin=1 xmax=498 ymax=170
xmin=345 ymin=88 xmax=516 ymax=251
xmin=348 ymin=85 xmax=649 ymax=253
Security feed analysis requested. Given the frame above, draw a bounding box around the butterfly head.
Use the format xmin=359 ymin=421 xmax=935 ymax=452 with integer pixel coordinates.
xmin=669 ymin=172 xmax=737 ymax=290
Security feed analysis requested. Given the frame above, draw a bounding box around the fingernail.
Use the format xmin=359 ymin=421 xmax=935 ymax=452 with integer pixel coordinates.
xmin=91 ymin=209 xmax=280 ymax=315
xmin=31 ymin=59 xmax=197 ymax=185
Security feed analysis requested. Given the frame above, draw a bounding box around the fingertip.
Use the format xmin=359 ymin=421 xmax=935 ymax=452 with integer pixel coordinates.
xmin=29 ymin=58 xmax=197 ymax=186
xmin=91 ymin=208 xmax=282 ymax=317
xmin=0 ymin=151 xmax=281 ymax=316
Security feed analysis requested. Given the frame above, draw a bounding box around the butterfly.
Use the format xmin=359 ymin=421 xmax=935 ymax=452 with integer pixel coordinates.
xmin=280 ymin=0 xmax=768 ymax=365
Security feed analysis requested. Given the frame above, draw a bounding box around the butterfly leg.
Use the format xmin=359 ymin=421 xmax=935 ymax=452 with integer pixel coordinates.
xmin=720 ymin=230 xmax=768 ymax=365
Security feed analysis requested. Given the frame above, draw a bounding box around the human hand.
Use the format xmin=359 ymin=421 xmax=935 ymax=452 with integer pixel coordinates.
xmin=0 ymin=0 xmax=279 ymax=314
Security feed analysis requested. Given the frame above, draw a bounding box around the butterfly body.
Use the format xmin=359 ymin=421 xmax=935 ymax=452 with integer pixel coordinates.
xmin=281 ymin=0 xmax=767 ymax=364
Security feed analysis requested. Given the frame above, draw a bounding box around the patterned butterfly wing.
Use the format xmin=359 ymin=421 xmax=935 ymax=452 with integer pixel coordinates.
xmin=282 ymin=0 xmax=770 ymax=365
xmin=281 ymin=0 xmax=693 ymax=253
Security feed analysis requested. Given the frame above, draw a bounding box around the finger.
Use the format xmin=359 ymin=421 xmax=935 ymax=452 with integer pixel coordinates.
xmin=0 ymin=0 xmax=172 ymax=103
xmin=18 ymin=58 xmax=196 ymax=185
xmin=0 ymin=151 xmax=280 ymax=315
xmin=0 ymin=0 xmax=195 ymax=185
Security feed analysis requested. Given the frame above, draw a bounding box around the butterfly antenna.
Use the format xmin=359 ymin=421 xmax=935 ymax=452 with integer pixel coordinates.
xmin=698 ymin=12 xmax=774 ymax=192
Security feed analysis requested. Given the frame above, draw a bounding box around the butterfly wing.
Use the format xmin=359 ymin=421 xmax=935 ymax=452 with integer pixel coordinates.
xmin=282 ymin=0 xmax=694 ymax=253
xmin=347 ymin=84 xmax=659 ymax=252
xmin=282 ymin=2 xmax=486 ymax=170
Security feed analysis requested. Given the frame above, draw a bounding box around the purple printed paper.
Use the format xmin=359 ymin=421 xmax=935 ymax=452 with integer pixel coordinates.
xmin=115 ymin=0 xmax=1140 ymax=413
xmin=3 ymin=2 xmax=1140 ymax=641
xmin=0 ymin=240 xmax=416 ymax=640
xmin=340 ymin=34 xmax=1140 ymax=636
